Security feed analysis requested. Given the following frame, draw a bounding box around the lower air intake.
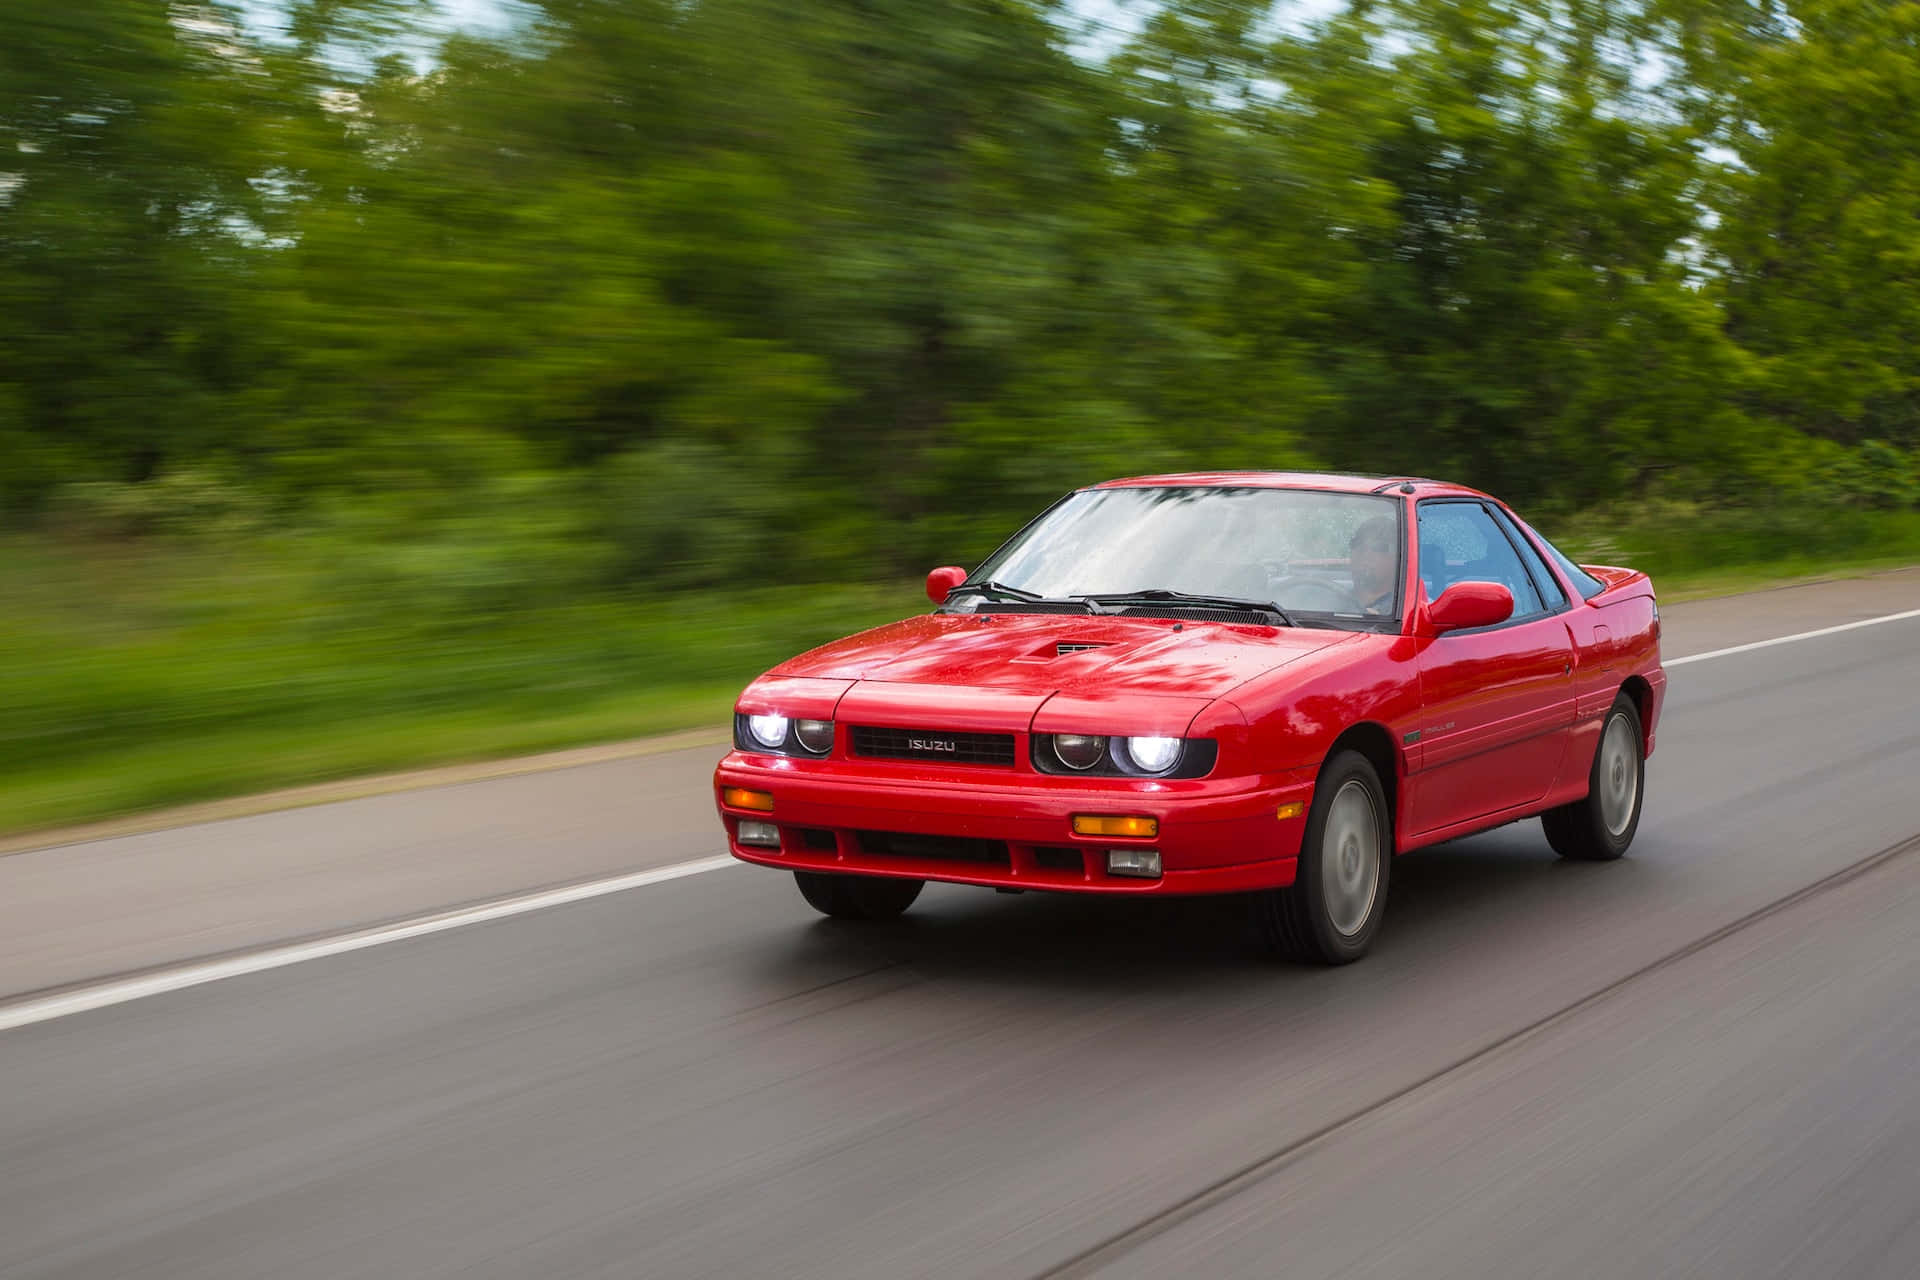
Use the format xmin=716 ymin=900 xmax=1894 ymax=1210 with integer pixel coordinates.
xmin=856 ymin=831 xmax=1011 ymax=866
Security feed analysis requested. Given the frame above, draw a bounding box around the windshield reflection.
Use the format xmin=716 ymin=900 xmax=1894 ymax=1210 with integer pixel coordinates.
xmin=962 ymin=486 xmax=1405 ymax=628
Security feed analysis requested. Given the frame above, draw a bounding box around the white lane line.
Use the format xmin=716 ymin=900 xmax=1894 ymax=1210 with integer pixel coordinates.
xmin=10 ymin=601 xmax=1920 ymax=1034
xmin=1666 ymin=606 xmax=1920 ymax=667
xmin=0 ymin=856 xmax=739 ymax=1033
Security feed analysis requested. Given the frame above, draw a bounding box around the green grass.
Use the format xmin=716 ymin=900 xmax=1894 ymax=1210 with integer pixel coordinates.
xmin=1546 ymin=505 xmax=1920 ymax=591
xmin=1 ymin=535 xmax=923 ymax=835
xmin=1648 ymin=552 xmax=1920 ymax=603
xmin=6 ymin=511 xmax=1920 ymax=839
xmin=1539 ymin=505 xmax=1920 ymax=602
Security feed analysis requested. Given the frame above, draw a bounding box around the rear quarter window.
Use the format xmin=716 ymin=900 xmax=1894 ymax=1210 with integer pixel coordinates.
xmin=1515 ymin=517 xmax=1607 ymax=599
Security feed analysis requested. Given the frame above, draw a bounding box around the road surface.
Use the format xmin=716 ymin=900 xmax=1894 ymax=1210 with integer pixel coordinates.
xmin=2 ymin=569 xmax=1919 ymax=1278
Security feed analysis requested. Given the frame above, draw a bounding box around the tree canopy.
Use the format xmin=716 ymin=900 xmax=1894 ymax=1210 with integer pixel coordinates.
xmin=5 ymin=0 xmax=1918 ymax=579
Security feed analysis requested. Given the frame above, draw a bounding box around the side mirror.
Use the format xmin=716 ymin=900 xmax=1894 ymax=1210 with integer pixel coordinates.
xmin=926 ymin=565 xmax=968 ymax=605
xmin=1427 ymin=581 xmax=1514 ymax=633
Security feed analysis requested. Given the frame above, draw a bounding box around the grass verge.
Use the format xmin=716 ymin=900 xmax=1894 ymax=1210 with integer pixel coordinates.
xmin=2 ymin=536 xmax=922 ymax=836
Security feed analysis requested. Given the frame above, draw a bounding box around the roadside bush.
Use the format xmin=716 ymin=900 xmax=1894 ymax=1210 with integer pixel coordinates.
xmin=597 ymin=440 xmax=778 ymax=590
xmin=305 ymin=472 xmax=613 ymax=622
xmin=1818 ymin=440 xmax=1919 ymax=509
xmin=1548 ymin=497 xmax=1920 ymax=580
xmin=46 ymin=468 xmax=270 ymax=540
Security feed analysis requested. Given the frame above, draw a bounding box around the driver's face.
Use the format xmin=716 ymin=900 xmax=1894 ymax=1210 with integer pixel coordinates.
xmin=1351 ymin=532 xmax=1397 ymax=602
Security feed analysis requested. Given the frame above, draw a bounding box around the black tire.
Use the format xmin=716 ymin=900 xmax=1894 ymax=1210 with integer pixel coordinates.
xmin=793 ymin=871 xmax=924 ymax=920
xmin=1256 ymin=749 xmax=1392 ymax=965
xmin=1542 ymin=693 xmax=1644 ymax=862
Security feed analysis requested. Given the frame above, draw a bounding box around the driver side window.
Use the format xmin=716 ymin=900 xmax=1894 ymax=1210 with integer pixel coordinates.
xmin=1416 ymin=502 xmax=1544 ymax=617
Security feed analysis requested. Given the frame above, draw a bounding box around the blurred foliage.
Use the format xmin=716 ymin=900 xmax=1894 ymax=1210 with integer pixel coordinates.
xmin=9 ymin=0 xmax=1920 ymax=828
xmin=9 ymin=0 xmax=1920 ymax=591
xmin=0 ymin=531 xmax=927 ymax=829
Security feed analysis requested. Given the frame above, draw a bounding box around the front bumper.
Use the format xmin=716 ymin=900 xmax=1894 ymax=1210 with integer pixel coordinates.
xmin=713 ymin=752 xmax=1314 ymax=895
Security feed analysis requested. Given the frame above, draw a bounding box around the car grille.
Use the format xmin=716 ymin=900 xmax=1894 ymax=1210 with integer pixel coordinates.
xmin=850 ymin=726 xmax=1017 ymax=767
xmin=856 ymin=830 xmax=1011 ymax=866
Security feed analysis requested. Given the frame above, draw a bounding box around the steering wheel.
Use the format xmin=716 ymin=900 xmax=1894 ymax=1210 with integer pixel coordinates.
xmin=1269 ymin=576 xmax=1365 ymax=614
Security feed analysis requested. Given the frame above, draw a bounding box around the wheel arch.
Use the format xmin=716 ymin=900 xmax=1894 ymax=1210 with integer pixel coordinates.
xmin=1619 ymin=674 xmax=1653 ymax=751
xmin=1323 ymin=721 xmax=1401 ymax=842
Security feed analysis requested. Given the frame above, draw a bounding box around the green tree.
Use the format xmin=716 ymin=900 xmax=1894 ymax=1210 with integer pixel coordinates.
xmin=1668 ymin=0 xmax=1920 ymax=450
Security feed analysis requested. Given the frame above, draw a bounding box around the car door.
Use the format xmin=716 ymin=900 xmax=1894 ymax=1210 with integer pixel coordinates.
xmin=1406 ymin=500 xmax=1575 ymax=837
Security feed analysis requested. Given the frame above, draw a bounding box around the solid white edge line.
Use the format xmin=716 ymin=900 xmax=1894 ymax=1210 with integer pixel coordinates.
xmin=0 ymin=855 xmax=740 ymax=1033
xmin=10 ymin=601 xmax=1920 ymax=1034
xmin=1665 ymin=606 xmax=1920 ymax=667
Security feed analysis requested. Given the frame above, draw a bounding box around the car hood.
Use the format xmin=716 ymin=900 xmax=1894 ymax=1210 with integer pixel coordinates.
xmin=770 ymin=613 xmax=1356 ymax=700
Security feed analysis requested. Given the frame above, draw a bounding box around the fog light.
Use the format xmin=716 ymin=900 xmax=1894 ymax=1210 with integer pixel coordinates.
xmin=722 ymin=787 xmax=775 ymax=812
xmin=1107 ymin=848 xmax=1162 ymax=878
xmin=736 ymin=819 xmax=780 ymax=849
xmin=1073 ymin=814 xmax=1158 ymax=838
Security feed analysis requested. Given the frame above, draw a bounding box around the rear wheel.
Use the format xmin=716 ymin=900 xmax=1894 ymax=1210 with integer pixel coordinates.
xmin=1256 ymin=749 xmax=1392 ymax=964
xmin=1543 ymin=693 xmax=1644 ymax=861
xmin=793 ymin=871 xmax=924 ymax=920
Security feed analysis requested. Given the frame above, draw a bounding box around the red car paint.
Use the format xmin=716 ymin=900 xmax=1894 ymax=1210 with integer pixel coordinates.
xmin=714 ymin=474 xmax=1665 ymax=894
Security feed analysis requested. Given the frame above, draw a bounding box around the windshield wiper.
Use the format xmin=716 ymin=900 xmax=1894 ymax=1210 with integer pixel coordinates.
xmin=943 ymin=579 xmax=1045 ymax=602
xmin=943 ymin=580 xmax=1092 ymax=611
xmin=1079 ymin=588 xmax=1294 ymax=627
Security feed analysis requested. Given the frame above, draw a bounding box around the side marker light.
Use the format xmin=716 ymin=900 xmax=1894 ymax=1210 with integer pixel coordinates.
xmin=1073 ymin=814 xmax=1158 ymax=838
xmin=1276 ymin=802 xmax=1305 ymax=821
xmin=723 ymin=787 xmax=775 ymax=812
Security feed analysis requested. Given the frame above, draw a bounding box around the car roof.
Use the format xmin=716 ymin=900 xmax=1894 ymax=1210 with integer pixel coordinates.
xmin=1090 ymin=471 xmax=1493 ymax=500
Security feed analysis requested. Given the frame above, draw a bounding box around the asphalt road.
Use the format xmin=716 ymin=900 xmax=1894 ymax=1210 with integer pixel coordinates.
xmin=4 ymin=573 xmax=1920 ymax=1278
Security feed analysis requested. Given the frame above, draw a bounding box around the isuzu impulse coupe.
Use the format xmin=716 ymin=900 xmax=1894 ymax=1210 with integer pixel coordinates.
xmin=714 ymin=473 xmax=1665 ymax=963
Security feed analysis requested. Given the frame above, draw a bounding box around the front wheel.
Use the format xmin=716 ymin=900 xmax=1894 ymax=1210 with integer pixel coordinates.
xmin=1542 ymin=693 xmax=1644 ymax=861
xmin=1256 ymin=749 xmax=1392 ymax=964
xmin=794 ymin=871 xmax=924 ymax=920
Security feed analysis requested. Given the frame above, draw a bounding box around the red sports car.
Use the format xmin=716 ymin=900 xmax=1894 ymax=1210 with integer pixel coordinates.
xmin=714 ymin=472 xmax=1664 ymax=963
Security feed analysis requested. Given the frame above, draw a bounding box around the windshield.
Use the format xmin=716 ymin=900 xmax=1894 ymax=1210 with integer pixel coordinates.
xmin=962 ymin=486 xmax=1405 ymax=626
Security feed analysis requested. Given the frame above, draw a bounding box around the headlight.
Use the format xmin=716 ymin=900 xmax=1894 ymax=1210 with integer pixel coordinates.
xmin=1032 ymin=734 xmax=1216 ymax=778
xmin=793 ymin=718 xmax=834 ymax=754
xmin=1052 ymin=733 xmax=1107 ymax=770
xmin=1118 ymin=735 xmax=1181 ymax=775
xmin=746 ymin=713 xmax=790 ymax=749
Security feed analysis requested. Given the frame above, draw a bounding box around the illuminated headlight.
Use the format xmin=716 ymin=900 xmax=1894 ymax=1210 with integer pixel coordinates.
xmin=746 ymin=713 xmax=790 ymax=749
xmin=793 ymin=718 xmax=834 ymax=754
xmin=1118 ymin=735 xmax=1181 ymax=775
xmin=1032 ymin=733 xmax=1218 ymax=778
xmin=1053 ymin=733 xmax=1107 ymax=771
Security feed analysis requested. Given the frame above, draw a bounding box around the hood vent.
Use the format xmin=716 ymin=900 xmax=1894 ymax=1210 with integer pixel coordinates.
xmin=1008 ymin=638 xmax=1117 ymax=665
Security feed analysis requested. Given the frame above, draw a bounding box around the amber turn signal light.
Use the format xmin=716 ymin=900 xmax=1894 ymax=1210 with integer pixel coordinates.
xmin=1276 ymin=802 xmax=1304 ymax=821
xmin=1072 ymin=814 xmax=1158 ymax=839
xmin=723 ymin=787 xmax=775 ymax=812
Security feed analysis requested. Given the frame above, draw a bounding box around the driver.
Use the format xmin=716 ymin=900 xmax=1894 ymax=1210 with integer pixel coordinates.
xmin=1348 ymin=516 xmax=1399 ymax=615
